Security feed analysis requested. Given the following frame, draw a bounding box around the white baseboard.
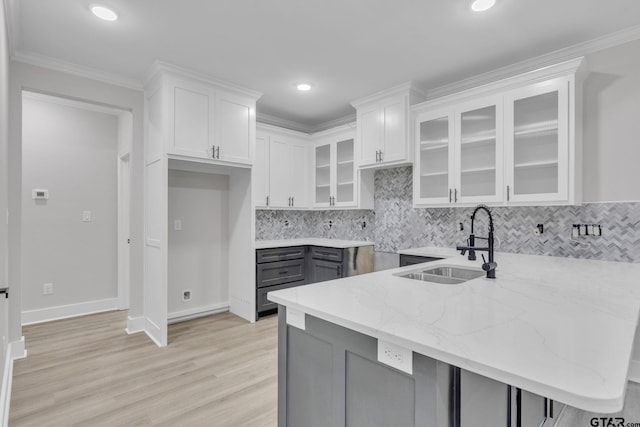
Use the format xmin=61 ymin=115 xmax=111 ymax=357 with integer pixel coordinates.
xmin=21 ymin=298 xmax=119 ymax=325
xmin=125 ymin=316 xmax=145 ymax=334
xmin=168 ymin=302 xmax=229 ymax=324
xmin=9 ymin=337 xmax=26 ymax=361
xmin=144 ymin=318 xmax=164 ymax=348
xmin=1 ymin=339 xmax=22 ymax=427
xmin=629 ymin=360 xmax=640 ymax=383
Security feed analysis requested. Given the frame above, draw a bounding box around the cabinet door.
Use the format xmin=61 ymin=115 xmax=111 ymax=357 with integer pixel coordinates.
xmin=254 ymin=133 xmax=270 ymax=208
xmin=504 ymin=78 xmax=569 ymax=203
xmin=310 ymin=259 xmax=343 ymax=283
xmin=290 ymin=142 xmax=309 ymax=208
xmin=414 ymin=110 xmax=455 ymax=205
xmin=455 ymin=98 xmax=503 ymax=204
xmin=314 ymin=142 xmax=332 ymax=208
xmin=269 ymin=137 xmax=293 ymax=208
xmin=357 ymin=104 xmax=384 ymax=167
xmin=335 ymin=138 xmax=356 ymax=206
xmin=169 ymin=79 xmax=213 ymax=159
xmin=381 ymin=95 xmax=408 ymax=164
xmin=215 ymin=91 xmax=253 ymax=165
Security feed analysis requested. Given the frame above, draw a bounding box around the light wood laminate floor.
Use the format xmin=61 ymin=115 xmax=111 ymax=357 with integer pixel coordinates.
xmin=10 ymin=311 xmax=278 ymax=427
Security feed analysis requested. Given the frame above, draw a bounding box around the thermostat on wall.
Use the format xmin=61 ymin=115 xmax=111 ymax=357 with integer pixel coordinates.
xmin=32 ymin=189 xmax=49 ymax=200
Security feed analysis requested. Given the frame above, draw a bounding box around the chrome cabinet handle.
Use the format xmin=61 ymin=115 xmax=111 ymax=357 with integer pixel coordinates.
xmin=449 ymin=189 xmax=452 ymax=203
xmin=379 ymin=150 xmax=383 ymax=162
xmin=375 ymin=150 xmax=379 ymax=162
xmin=454 ymin=188 xmax=458 ymax=203
xmin=291 ymin=196 xmax=294 ymax=207
xmin=211 ymin=146 xmax=216 ymax=159
xmin=266 ymin=195 xmax=269 ymax=207
xmin=507 ymin=185 xmax=510 ymax=201
xmin=215 ymin=146 xmax=220 ymax=159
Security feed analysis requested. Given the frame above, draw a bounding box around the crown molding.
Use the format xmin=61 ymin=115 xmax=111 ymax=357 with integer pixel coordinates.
xmin=146 ymin=60 xmax=263 ymax=100
xmin=426 ymin=24 xmax=640 ymax=100
xmin=4 ymin=0 xmax=19 ymax=58
xmin=310 ymin=121 xmax=356 ymax=139
xmin=413 ymin=57 xmax=587 ymax=114
xmin=22 ymin=90 xmax=127 ymax=116
xmin=11 ymin=50 xmax=144 ymax=91
xmin=257 ymin=112 xmax=315 ymax=134
xmin=350 ymin=81 xmax=425 ymax=109
xmin=256 ymin=121 xmax=312 ymax=139
xmin=310 ymin=113 xmax=357 ymax=133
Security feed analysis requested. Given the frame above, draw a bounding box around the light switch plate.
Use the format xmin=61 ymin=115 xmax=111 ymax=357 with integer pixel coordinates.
xmin=82 ymin=211 xmax=92 ymax=222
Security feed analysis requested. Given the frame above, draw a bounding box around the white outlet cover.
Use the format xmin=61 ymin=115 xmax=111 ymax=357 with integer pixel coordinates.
xmin=174 ymin=220 xmax=182 ymax=231
xmin=377 ymin=339 xmax=413 ymax=375
xmin=82 ymin=211 xmax=92 ymax=222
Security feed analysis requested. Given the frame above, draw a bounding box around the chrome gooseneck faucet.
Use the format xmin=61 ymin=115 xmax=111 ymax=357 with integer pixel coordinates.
xmin=456 ymin=204 xmax=497 ymax=279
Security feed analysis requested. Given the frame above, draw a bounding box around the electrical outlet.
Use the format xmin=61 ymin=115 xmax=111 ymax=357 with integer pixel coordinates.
xmin=377 ymin=339 xmax=413 ymax=374
xmin=82 ymin=211 xmax=92 ymax=222
xmin=174 ymin=220 xmax=182 ymax=231
xmin=43 ymin=283 xmax=53 ymax=295
xmin=182 ymin=289 xmax=192 ymax=302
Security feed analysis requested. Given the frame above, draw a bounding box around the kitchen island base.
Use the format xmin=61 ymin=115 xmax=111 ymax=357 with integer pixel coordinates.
xmin=277 ymin=306 xmax=554 ymax=427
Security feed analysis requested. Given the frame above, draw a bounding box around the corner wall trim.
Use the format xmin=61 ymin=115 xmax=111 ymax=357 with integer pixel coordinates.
xmin=21 ymin=298 xmax=119 ymax=325
xmin=0 ymin=339 xmax=22 ymax=427
xmin=629 ymin=360 xmax=640 ymax=384
xmin=125 ymin=316 xmax=145 ymax=334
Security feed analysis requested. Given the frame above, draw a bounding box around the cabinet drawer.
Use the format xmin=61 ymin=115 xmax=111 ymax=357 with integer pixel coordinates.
xmin=310 ymin=246 xmax=343 ymax=262
xmin=257 ymin=280 xmax=305 ymax=314
xmin=256 ymin=246 xmax=306 ymax=263
xmin=257 ymin=259 xmax=305 ymax=288
xmin=399 ymin=254 xmax=442 ymax=267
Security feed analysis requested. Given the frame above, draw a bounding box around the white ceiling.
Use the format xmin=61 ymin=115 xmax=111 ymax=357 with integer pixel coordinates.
xmin=7 ymin=0 xmax=640 ymax=131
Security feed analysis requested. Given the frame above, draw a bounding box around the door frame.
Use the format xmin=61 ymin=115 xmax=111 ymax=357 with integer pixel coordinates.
xmin=118 ymin=152 xmax=131 ymax=310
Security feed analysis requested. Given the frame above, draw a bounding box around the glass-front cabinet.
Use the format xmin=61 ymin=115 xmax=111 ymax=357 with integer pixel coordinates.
xmin=416 ymin=110 xmax=454 ymax=205
xmin=313 ymin=136 xmax=356 ymax=208
xmin=504 ymin=78 xmax=569 ymax=203
xmin=414 ymin=97 xmax=502 ymax=206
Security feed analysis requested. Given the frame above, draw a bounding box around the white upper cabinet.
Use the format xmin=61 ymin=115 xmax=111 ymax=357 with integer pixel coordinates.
xmin=312 ymin=127 xmax=371 ymax=209
xmin=152 ymin=64 xmax=261 ymax=166
xmin=253 ymin=131 xmax=270 ymax=208
xmin=352 ymin=83 xmax=425 ymax=169
xmin=215 ymin=90 xmax=254 ymax=164
xmin=413 ymin=57 xmax=586 ymax=207
xmin=414 ymin=97 xmax=502 ymax=206
xmin=170 ymin=79 xmax=213 ymax=159
xmin=504 ymin=78 xmax=569 ymax=203
xmin=255 ymin=123 xmax=373 ymax=211
xmin=256 ymin=124 xmax=310 ymax=209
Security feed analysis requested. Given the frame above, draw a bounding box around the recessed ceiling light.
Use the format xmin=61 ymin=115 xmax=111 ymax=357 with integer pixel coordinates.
xmin=471 ymin=0 xmax=495 ymax=12
xmin=91 ymin=5 xmax=118 ymax=21
xmin=297 ymin=83 xmax=312 ymax=91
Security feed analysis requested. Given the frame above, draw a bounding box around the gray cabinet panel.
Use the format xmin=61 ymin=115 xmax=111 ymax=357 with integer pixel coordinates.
xmin=310 ymin=246 xmax=344 ymax=262
xmin=287 ymin=327 xmax=335 ymax=427
xmin=310 ymin=259 xmax=342 ymax=283
xmin=399 ymin=254 xmax=443 ymax=267
xmin=461 ymin=369 xmax=508 ymax=427
xmin=257 ymin=280 xmax=305 ymax=313
xmin=346 ymin=352 xmax=415 ymax=427
xmin=257 ymin=259 xmax=305 ymax=288
xmin=278 ymin=308 xmax=449 ymax=427
xmin=257 ymin=246 xmax=305 ymax=263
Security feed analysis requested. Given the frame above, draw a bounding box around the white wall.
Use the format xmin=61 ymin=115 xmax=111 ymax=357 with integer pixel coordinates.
xmin=168 ymin=170 xmax=229 ymax=317
xmin=583 ymin=39 xmax=640 ymax=202
xmin=8 ymin=61 xmax=144 ymax=343
xmin=0 ymin=0 xmax=9 ymax=422
xmin=21 ymin=96 xmax=118 ymax=315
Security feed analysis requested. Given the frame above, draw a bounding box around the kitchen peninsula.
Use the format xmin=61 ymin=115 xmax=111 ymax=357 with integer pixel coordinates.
xmin=268 ymin=250 xmax=640 ymax=426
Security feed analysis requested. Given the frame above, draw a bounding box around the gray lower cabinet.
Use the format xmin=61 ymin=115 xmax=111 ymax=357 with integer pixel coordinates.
xmin=399 ymin=254 xmax=443 ymax=267
xmin=278 ymin=306 xmax=563 ymax=427
xmin=278 ymin=308 xmax=450 ymax=427
xmin=309 ymin=258 xmax=343 ymax=283
xmin=256 ymin=246 xmax=307 ymax=318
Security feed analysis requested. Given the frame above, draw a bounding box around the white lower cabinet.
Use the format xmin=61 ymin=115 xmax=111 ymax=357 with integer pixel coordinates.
xmin=413 ymin=57 xmax=585 ymax=207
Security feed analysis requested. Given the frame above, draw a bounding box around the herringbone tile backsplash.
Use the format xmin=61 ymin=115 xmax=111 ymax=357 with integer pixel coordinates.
xmin=256 ymin=166 xmax=640 ymax=263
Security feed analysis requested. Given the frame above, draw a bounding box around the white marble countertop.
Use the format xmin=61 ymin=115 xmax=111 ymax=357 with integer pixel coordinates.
xmin=397 ymin=246 xmax=462 ymax=258
xmin=255 ymin=238 xmax=375 ymax=249
xmin=268 ymin=249 xmax=640 ymax=413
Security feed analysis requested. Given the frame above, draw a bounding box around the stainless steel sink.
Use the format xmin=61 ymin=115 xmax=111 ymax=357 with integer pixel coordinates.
xmin=395 ymin=265 xmax=484 ymax=284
